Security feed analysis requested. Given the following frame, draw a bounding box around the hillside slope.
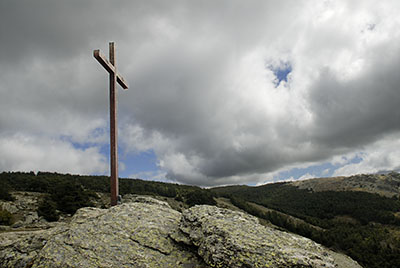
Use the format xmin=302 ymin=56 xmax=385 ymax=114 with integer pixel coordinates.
xmin=290 ymin=172 xmax=400 ymax=198
xmin=211 ymin=172 xmax=400 ymax=268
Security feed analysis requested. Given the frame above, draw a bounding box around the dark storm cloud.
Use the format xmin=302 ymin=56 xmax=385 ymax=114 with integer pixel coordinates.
xmin=309 ymin=41 xmax=400 ymax=148
xmin=1 ymin=0 xmax=400 ymax=185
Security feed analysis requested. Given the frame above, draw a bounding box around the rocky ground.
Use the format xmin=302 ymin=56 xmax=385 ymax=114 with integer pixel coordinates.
xmin=0 ymin=192 xmax=57 ymax=231
xmin=0 ymin=196 xmax=362 ymax=268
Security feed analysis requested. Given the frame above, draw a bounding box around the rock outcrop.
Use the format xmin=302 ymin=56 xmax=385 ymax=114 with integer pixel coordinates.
xmin=0 ymin=192 xmax=47 ymax=229
xmin=178 ymin=206 xmax=360 ymax=268
xmin=0 ymin=196 xmax=361 ymax=268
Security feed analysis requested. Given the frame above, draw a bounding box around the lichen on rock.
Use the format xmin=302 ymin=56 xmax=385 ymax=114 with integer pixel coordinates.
xmin=31 ymin=201 xmax=206 ymax=268
xmin=0 ymin=196 xmax=361 ymax=268
xmin=177 ymin=205 xmax=361 ymax=268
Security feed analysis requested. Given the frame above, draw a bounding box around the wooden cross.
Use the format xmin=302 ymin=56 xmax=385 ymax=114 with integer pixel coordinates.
xmin=93 ymin=42 xmax=128 ymax=206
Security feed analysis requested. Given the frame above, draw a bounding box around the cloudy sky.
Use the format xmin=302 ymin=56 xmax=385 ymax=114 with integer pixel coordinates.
xmin=1 ymin=0 xmax=400 ymax=186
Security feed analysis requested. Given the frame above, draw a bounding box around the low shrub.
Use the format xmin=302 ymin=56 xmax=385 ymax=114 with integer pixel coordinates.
xmin=0 ymin=180 xmax=14 ymax=201
xmin=37 ymin=199 xmax=59 ymax=222
xmin=0 ymin=208 xmax=12 ymax=225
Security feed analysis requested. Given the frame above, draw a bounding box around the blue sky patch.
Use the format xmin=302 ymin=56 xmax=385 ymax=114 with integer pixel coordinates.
xmin=65 ymin=136 xmax=162 ymax=179
xmin=269 ymin=62 xmax=292 ymax=87
xmin=119 ymin=149 xmax=161 ymax=179
xmin=61 ymin=135 xmax=100 ymax=152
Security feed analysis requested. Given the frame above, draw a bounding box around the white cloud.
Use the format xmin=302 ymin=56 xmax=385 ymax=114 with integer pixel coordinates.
xmin=297 ymin=173 xmax=315 ymax=181
xmin=129 ymin=170 xmax=168 ymax=183
xmin=333 ymin=136 xmax=400 ymax=176
xmin=0 ymin=134 xmax=108 ymax=175
xmin=1 ymin=0 xmax=400 ymax=186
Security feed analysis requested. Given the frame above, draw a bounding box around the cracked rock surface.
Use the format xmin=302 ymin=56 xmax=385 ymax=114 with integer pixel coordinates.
xmin=179 ymin=205 xmax=361 ymax=268
xmin=0 ymin=196 xmax=361 ymax=268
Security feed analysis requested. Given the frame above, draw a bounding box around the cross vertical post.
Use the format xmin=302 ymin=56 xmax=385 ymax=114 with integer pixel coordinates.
xmin=109 ymin=42 xmax=118 ymax=207
xmin=94 ymin=42 xmax=129 ymax=206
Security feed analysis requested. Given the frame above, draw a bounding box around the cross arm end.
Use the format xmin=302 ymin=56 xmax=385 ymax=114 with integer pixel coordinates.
xmin=117 ymin=75 xmax=129 ymax=90
xmin=94 ymin=48 xmax=129 ymax=90
xmin=93 ymin=49 xmax=115 ymax=74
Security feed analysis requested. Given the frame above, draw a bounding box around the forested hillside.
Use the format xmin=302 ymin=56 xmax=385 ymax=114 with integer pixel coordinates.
xmin=211 ymin=178 xmax=400 ymax=268
xmin=2 ymin=171 xmax=400 ymax=267
xmin=0 ymin=171 xmax=216 ymax=222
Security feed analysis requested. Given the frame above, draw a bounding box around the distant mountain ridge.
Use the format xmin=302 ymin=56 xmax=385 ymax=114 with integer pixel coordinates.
xmin=290 ymin=172 xmax=400 ymax=198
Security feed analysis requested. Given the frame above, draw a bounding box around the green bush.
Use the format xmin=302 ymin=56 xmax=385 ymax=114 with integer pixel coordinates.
xmin=183 ymin=189 xmax=216 ymax=207
xmin=37 ymin=199 xmax=59 ymax=222
xmin=0 ymin=208 xmax=12 ymax=225
xmin=50 ymin=181 xmax=93 ymax=214
xmin=0 ymin=180 xmax=14 ymax=201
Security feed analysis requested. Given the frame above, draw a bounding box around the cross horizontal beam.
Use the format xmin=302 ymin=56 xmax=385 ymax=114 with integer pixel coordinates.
xmin=93 ymin=49 xmax=129 ymax=90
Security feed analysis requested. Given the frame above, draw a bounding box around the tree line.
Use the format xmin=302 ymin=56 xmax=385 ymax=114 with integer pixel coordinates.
xmin=0 ymin=171 xmax=216 ymax=222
